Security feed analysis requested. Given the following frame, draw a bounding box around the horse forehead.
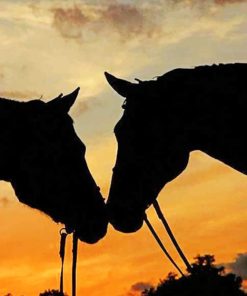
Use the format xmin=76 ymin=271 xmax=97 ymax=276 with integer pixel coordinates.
xmin=24 ymin=100 xmax=72 ymax=124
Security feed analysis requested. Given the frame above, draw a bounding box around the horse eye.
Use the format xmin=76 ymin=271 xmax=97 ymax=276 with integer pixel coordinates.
xmin=122 ymin=100 xmax=127 ymax=109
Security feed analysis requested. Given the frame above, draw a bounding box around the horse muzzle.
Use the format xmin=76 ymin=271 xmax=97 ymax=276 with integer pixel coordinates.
xmin=107 ymin=202 xmax=144 ymax=233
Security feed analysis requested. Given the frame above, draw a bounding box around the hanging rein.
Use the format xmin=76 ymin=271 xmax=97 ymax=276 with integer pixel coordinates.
xmin=145 ymin=200 xmax=192 ymax=274
xmin=59 ymin=229 xmax=78 ymax=296
xmin=58 ymin=200 xmax=191 ymax=295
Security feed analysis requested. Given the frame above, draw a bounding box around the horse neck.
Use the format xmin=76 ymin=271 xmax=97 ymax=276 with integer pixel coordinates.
xmin=0 ymin=98 xmax=21 ymax=181
xmin=185 ymin=71 xmax=247 ymax=174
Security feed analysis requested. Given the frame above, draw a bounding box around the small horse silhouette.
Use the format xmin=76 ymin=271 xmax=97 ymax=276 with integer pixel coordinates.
xmin=0 ymin=88 xmax=107 ymax=243
xmin=105 ymin=63 xmax=247 ymax=233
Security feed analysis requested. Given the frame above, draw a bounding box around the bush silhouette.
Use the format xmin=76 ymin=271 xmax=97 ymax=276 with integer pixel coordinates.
xmin=39 ymin=289 xmax=68 ymax=296
xmin=142 ymin=255 xmax=246 ymax=296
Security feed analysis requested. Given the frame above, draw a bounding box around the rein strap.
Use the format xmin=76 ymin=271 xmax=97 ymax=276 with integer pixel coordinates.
xmin=72 ymin=233 xmax=78 ymax=296
xmin=152 ymin=200 xmax=192 ymax=272
xmin=59 ymin=229 xmax=78 ymax=296
xmin=59 ymin=229 xmax=68 ymax=294
xmin=144 ymin=214 xmax=184 ymax=276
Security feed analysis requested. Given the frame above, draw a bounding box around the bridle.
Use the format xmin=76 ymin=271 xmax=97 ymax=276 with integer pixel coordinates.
xmin=58 ymin=199 xmax=191 ymax=296
xmin=145 ymin=200 xmax=192 ymax=275
xmin=59 ymin=229 xmax=78 ymax=296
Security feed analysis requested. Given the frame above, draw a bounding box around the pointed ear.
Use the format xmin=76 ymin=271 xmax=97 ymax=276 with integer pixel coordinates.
xmin=48 ymin=87 xmax=80 ymax=113
xmin=104 ymin=72 xmax=137 ymax=98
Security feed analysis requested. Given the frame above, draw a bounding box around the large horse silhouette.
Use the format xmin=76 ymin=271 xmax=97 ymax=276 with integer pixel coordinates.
xmin=0 ymin=88 xmax=107 ymax=243
xmin=105 ymin=63 xmax=247 ymax=233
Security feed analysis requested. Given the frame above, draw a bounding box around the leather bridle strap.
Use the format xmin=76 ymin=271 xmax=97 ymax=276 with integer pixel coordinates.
xmin=59 ymin=230 xmax=78 ymax=296
xmin=144 ymin=214 xmax=184 ymax=276
xmin=59 ymin=228 xmax=68 ymax=294
xmin=72 ymin=232 xmax=78 ymax=296
xmin=152 ymin=200 xmax=192 ymax=273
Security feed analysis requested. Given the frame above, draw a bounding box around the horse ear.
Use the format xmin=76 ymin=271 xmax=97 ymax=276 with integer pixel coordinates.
xmin=48 ymin=87 xmax=80 ymax=113
xmin=104 ymin=72 xmax=136 ymax=98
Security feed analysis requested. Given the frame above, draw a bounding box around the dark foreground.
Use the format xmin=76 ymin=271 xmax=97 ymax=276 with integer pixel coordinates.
xmin=142 ymin=255 xmax=246 ymax=296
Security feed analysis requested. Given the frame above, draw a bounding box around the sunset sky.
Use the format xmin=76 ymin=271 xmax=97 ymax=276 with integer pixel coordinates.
xmin=0 ymin=0 xmax=247 ymax=295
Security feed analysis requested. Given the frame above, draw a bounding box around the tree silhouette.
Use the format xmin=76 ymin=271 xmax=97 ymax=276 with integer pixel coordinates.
xmin=142 ymin=254 xmax=246 ymax=296
xmin=39 ymin=289 xmax=68 ymax=296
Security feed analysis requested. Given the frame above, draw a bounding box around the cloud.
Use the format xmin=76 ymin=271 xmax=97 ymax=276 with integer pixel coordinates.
xmin=128 ymin=281 xmax=153 ymax=295
xmin=71 ymin=98 xmax=93 ymax=117
xmin=69 ymin=95 xmax=103 ymax=117
xmin=71 ymin=100 xmax=89 ymax=117
xmin=165 ymin=0 xmax=247 ymax=14
xmin=50 ymin=3 xmax=159 ymax=41
xmin=49 ymin=1 xmax=247 ymax=42
xmin=226 ymin=253 xmax=247 ymax=279
xmin=100 ymin=4 xmax=157 ymax=39
xmin=169 ymin=0 xmax=247 ymax=4
xmin=52 ymin=6 xmax=89 ymax=39
xmin=214 ymin=0 xmax=247 ymax=5
xmin=0 ymin=90 xmax=41 ymax=101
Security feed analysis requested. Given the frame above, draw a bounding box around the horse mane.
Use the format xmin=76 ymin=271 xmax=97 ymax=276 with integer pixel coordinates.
xmin=0 ymin=97 xmax=22 ymax=107
xmin=0 ymin=96 xmax=45 ymax=114
xmin=155 ymin=63 xmax=245 ymax=85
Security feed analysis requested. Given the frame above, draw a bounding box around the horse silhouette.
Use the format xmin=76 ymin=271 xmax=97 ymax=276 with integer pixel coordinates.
xmin=0 ymin=88 xmax=107 ymax=243
xmin=105 ymin=63 xmax=247 ymax=233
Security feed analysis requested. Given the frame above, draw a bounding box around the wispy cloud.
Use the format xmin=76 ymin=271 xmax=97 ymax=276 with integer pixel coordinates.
xmin=48 ymin=0 xmax=247 ymax=43
xmin=52 ymin=6 xmax=89 ymax=39
xmin=50 ymin=3 xmax=159 ymax=41
xmin=100 ymin=4 xmax=158 ymax=39
xmin=168 ymin=0 xmax=247 ymax=5
xmin=71 ymin=96 xmax=101 ymax=117
xmin=0 ymin=90 xmax=40 ymax=100
xmin=214 ymin=0 xmax=247 ymax=5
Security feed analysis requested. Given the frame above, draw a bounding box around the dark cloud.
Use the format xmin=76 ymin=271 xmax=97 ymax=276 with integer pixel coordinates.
xmin=214 ymin=0 xmax=247 ymax=5
xmin=52 ymin=6 xmax=89 ymax=39
xmin=100 ymin=4 xmax=153 ymax=38
xmin=51 ymin=3 xmax=159 ymax=40
xmin=227 ymin=253 xmax=247 ymax=279
xmin=166 ymin=0 xmax=247 ymax=10
xmin=169 ymin=0 xmax=247 ymax=4
xmin=50 ymin=1 xmax=246 ymax=40
xmin=130 ymin=281 xmax=153 ymax=292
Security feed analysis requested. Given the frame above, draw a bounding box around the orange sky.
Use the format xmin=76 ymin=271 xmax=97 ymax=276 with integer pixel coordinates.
xmin=0 ymin=1 xmax=247 ymax=295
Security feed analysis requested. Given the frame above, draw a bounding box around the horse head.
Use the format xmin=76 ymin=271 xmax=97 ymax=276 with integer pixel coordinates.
xmin=8 ymin=89 xmax=107 ymax=243
xmin=105 ymin=72 xmax=190 ymax=233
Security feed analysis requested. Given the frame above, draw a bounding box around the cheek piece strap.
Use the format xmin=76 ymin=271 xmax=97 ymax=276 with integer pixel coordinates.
xmin=145 ymin=199 xmax=192 ymax=275
xmin=59 ymin=228 xmax=78 ymax=296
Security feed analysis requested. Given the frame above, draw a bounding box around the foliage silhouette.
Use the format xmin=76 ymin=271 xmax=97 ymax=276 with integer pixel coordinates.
xmin=105 ymin=63 xmax=247 ymax=234
xmin=39 ymin=289 xmax=68 ymax=296
xmin=0 ymin=89 xmax=107 ymax=243
xmin=142 ymin=255 xmax=247 ymax=296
